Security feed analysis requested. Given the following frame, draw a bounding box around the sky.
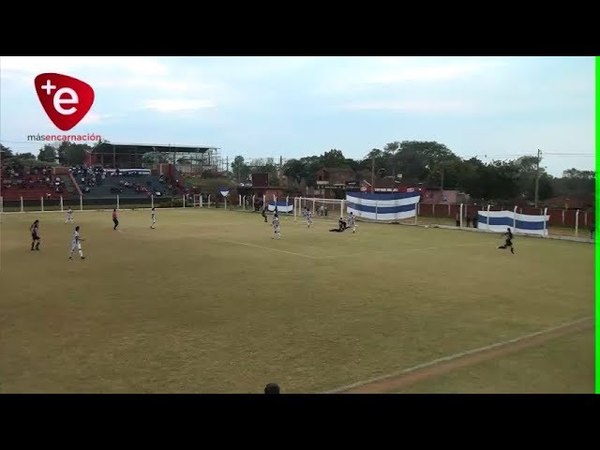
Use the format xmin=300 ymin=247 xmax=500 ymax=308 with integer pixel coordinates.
xmin=0 ymin=56 xmax=595 ymax=177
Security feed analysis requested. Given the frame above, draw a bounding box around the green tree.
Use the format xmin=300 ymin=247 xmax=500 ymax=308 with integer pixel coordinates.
xmin=553 ymin=168 xmax=595 ymax=197
xmin=16 ymin=152 xmax=36 ymax=160
xmin=57 ymin=142 xmax=92 ymax=165
xmin=0 ymin=144 xmax=14 ymax=159
xmin=364 ymin=141 xmax=460 ymax=184
xmin=512 ymin=155 xmax=543 ymax=201
xmin=231 ymin=155 xmax=251 ymax=182
xmin=283 ymin=158 xmax=307 ymax=184
xmin=537 ymin=173 xmax=554 ymax=200
xmin=38 ymin=144 xmax=57 ymax=163
xmin=321 ymin=149 xmax=346 ymax=168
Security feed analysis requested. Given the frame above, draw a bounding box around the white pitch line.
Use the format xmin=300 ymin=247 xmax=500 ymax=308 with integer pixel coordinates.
xmin=317 ymin=242 xmax=488 ymax=259
xmin=215 ymin=239 xmax=320 ymax=259
xmin=215 ymin=240 xmax=489 ymax=261
xmin=324 ymin=316 xmax=593 ymax=393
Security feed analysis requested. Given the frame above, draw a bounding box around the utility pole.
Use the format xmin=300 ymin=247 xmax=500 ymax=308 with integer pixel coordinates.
xmin=534 ymin=149 xmax=542 ymax=208
xmin=371 ymin=155 xmax=375 ymax=193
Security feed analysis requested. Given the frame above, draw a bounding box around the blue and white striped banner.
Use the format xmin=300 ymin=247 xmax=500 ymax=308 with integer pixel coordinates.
xmin=346 ymin=192 xmax=420 ymax=221
xmin=477 ymin=210 xmax=549 ymax=236
xmin=268 ymin=200 xmax=293 ymax=213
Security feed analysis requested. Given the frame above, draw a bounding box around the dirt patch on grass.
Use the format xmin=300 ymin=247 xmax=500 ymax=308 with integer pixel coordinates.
xmin=332 ymin=318 xmax=593 ymax=393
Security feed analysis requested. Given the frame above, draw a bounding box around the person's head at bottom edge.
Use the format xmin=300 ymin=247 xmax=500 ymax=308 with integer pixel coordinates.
xmin=264 ymin=383 xmax=280 ymax=394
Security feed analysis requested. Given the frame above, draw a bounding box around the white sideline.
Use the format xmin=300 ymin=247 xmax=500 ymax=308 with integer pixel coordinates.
xmin=214 ymin=239 xmax=322 ymax=259
xmin=324 ymin=316 xmax=593 ymax=393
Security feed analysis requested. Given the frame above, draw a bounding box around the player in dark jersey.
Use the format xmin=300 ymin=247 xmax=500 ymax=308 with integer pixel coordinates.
xmin=112 ymin=209 xmax=119 ymax=230
xmin=30 ymin=219 xmax=41 ymax=251
xmin=329 ymin=217 xmax=348 ymax=232
xmin=498 ymin=227 xmax=515 ymax=254
xmin=262 ymin=204 xmax=268 ymax=223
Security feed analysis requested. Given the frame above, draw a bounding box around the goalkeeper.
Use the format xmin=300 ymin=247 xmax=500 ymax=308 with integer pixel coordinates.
xmin=329 ymin=217 xmax=348 ymax=232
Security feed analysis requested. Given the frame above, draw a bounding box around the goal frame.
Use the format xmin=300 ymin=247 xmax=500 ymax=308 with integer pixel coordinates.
xmin=293 ymin=197 xmax=347 ymax=222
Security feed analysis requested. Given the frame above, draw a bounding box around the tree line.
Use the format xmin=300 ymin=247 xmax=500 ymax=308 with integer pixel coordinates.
xmin=1 ymin=140 xmax=593 ymax=204
xmin=1 ymin=142 xmax=92 ymax=167
xmin=229 ymin=141 xmax=594 ymax=204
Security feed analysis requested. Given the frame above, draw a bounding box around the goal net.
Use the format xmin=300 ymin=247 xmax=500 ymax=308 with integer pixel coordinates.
xmin=293 ymin=197 xmax=347 ymax=222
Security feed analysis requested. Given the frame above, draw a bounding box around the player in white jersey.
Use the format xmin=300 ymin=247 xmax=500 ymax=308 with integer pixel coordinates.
xmin=150 ymin=207 xmax=156 ymax=229
xmin=65 ymin=207 xmax=73 ymax=223
xmin=347 ymin=212 xmax=356 ymax=233
xmin=271 ymin=213 xmax=281 ymax=239
xmin=304 ymin=207 xmax=313 ymax=228
xmin=68 ymin=225 xmax=86 ymax=260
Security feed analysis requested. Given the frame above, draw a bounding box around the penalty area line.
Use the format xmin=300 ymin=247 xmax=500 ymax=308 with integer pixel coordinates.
xmin=214 ymin=239 xmax=320 ymax=259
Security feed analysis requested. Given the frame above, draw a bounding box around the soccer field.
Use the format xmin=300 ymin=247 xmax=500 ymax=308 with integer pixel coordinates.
xmin=0 ymin=208 xmax=594 ymax=393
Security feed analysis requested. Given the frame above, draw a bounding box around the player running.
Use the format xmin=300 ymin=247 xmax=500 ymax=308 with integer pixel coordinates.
xmin=151 ymin=207 xmax=156 ymax=229
xmin=112 ymin=209 xmax=119 ymax=230
xmin=304 ymin=207 xmax=313 ymax=228
xmin=65 ymin=207 xmax=74 ymax=223
xmin=30 ymin=219 xmax=41 ymax=251
xmin=347 ymin=212 xmax=356 ymax=233
xmin=498 ymin=227 xmax=515 ymax=254
xmin=262 ymin=204 xmax=268 ymax=223
xmin=272 ymin=212 xmax=281 ymax=239
xmin=68 ymin=225 xmax=86 ymax=260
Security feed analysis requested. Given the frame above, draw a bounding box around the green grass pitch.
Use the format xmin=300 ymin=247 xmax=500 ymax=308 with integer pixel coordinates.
xmin=0 ymin=208 xmax=593 ymax=393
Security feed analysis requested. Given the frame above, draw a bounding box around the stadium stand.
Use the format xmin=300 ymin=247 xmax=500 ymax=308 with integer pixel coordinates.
xmin=1 ymin=164 xmax=76 ymax=200
xmin=71 ymin=166 xmax=172 ymax=199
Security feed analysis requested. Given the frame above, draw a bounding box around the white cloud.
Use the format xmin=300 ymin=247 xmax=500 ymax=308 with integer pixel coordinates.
xmin=342 ymin=99 xmax=474 ymax=113
xmin=0 ymin=56 xmax=231 ymax=113
xmin=313 ymin=57 xmax=506 ymax=96
xmin=79 ymin=112 xmax=111 ymax=125
xmin=142 ymin=99 xmax=216 ymax=113
xmin=363 ymin=61 xmax=493 ymax=84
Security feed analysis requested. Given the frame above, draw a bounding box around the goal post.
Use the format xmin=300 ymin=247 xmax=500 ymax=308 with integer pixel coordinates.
xmin=193 ymin=194 xmax=203 ymax=207
xmin=293 ymin=197 xmax=347 ymax=222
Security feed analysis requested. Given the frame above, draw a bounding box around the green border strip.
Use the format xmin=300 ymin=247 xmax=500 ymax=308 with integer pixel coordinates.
xmin=596 ymin=56 xmax=599 ymax=394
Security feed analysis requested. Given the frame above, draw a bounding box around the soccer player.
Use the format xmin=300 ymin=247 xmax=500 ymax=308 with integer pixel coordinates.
xmin=112 ymin=209 xmax=119 ymax=230
xmin=30 ymin=219 xmax=41 ymax=251
xmin=151 ymin=207 xmax=156 ymax=229
xmin=69 ymin=225 xmax=86 ymax=260
xmin=347 ymin=212 xmax=356 ymax=233
xmin=65 ymin=207 xmax=74 ymax=223
xmin=304 ymin=207 xmax=313 ymax=228
xmin=498 ymin=227 xmax=515 ymax=254
xmin=272 ymin=212 xmax=281 ymax=239
xmin=262 ymin=204 xmax=268 ymax=223
xmin=329 ymin=217 xmax=348 ymax=233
